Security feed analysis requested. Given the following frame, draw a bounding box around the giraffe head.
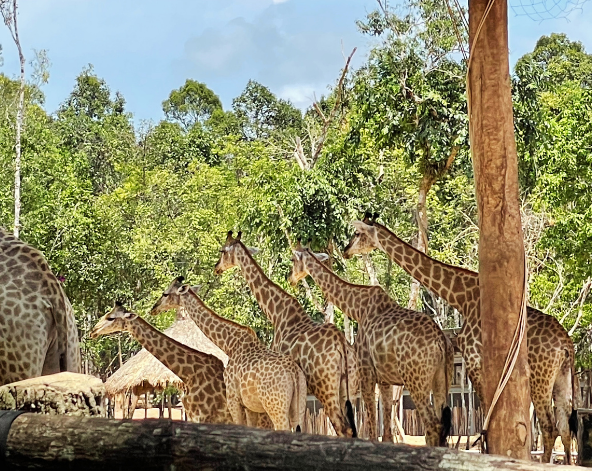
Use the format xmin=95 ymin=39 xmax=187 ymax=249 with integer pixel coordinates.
xmin=150 ymin=276 xmax=196 ymax=315
xmin=90 ymin=302 xmax=138 ymax=338
xmin=288 ymin=240 xmax=329 ymax=286
xmin=213 ymin=231 xmax=259 ymax=275
xmin=343 ymin=212 xmax=382 ymax=259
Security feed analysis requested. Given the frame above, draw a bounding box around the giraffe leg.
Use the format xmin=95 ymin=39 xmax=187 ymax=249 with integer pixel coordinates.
xmin=457 ymin=332 xmax=486 ymax=410
xmin=257 ymin=413 xmax=274 ymax=429
xmin=266 ymin=401 xmax=291 ymax=431
xmin=359 ymin=366 xmax=378 ymax=441
xmin=226 ymin=392 xmax=247 ymax=426
xmin=410 ymin=388 xmax=441 ymax=448
xmin=378 ymin=383 xmax=394 ymax=443
xmin=531 ymin=377 xmax=558 ymax=464
xmin=289 ymin=371 xmax=307 ymax=431
xmin=319 ymin=389 xmax=353 ymax=438
xmin=553 ymin=361 xmax=575 ymax=465
xmin=245 ymin=409 xmax=261 ymax=428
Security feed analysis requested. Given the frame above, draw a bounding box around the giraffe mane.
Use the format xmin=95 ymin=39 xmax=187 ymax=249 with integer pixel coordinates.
xmin=184 ymin=284 xmax=258 ymax=338
xmin=375 ymin=222 xmax=479 ymax=277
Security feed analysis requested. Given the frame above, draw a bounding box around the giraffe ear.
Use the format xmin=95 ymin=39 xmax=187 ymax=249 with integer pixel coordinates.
xmin=190 ymin=285 xmax=201 ymax=292
xmin=352 ymin=220 xmax=369 ymax=231
xmin=247 ymin=247 xmax=260 ymax=255
xmin=177 ymin=285 xmax=190 ymax=295
xmin=314 ymin=252 xmax=329 ymax=262
xmin=124 ymin=312 xmax=138 ymax=321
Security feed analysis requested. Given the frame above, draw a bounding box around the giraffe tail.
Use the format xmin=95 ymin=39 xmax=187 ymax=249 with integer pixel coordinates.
xmin=340 ymin=335 xmax=357 ymax=438
xmin=440 ymin=406 xmax=452 ymax=446
xmin=440 ymin=336 xmax=454 ymax=446
xmin=292 ymin=367 xmax=305 ymax=433
xmin=346 ymin=400 xmax=356 ymax=438
xmin=569 ymin=347 xmax=579 ymax=437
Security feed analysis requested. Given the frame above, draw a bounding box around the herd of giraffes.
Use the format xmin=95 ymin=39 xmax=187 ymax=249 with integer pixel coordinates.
xmin=0 ymin=212 xmax=580 ymax=464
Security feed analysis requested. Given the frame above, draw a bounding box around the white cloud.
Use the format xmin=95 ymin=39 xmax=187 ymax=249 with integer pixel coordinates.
xmin=181 ymin=0 xmax=370 ymax=109
xmin=277 ymin=84 xmax=319 ymax=109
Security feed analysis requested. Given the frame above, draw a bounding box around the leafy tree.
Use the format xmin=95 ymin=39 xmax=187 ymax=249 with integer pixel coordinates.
xmin=56 ymin=66 xmax=135 ymax=195
xmin=232 ymin=80 xmax=303 ymax=141
xmin=162 ymin=79 xmax=222 ymax=130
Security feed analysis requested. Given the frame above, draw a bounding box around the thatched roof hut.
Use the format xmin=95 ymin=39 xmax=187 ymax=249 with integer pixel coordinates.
xmin=105 ymin=313 xmax=227 ymax=397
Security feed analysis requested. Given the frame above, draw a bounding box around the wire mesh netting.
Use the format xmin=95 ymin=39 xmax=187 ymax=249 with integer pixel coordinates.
xmin=510 ymin=0 xmax=589 ymax=21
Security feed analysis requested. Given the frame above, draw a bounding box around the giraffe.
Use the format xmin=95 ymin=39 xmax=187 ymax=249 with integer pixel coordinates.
xmin=288 ymin=242 xmax=453 ymax=447
xmin=214 ymin=231 xmax=359 ymax=438
xmin=0 ymin=228 xmax=80 ymax=385
xmin=151 ymin=277 xmax=306 ymax=431
xmin=90 ymin=302 xmax=231 ymax=424
xmin=344 ymin=214 xmax=578 ymax=463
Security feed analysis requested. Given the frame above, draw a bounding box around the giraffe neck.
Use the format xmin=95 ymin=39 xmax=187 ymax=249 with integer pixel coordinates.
xmin=179 ymin=290 xmax=253 ymax=354
xmin=125 ymin=317 xmax=200 ymax=383
xmin=375 ymin=223 xmax=479 ymax=316
xmin=234 ymin=242 xmax=314 ymax=337
xmin=304 ymin=253 xmax=389 ymax=324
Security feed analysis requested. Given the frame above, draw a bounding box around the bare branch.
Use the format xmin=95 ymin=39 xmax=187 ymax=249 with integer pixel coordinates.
xmin=310 ymin=47 xmax=357 ymax=166
xmin=567 ymin=278 xmax=592 ymax=336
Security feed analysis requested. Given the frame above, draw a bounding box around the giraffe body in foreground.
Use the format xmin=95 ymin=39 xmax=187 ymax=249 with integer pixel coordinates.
xmin=289 ymin=243 xmax=452 ymax=446
xmin=151 ymin=278 xmax=305 ymax=431
xmin=344 ymin=216 xmax=578 ymax=463
xmin=214 ymin=232 xmax=359 ymax=438
xmin=91 ymin=303 xmax=231 ymax=424
xmin=0 ymin=228 xmax=80 ymax=385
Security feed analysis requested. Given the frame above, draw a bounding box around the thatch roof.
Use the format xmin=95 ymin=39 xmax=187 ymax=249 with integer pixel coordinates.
xmin=105 ymin=313 xmax=227 ymax=396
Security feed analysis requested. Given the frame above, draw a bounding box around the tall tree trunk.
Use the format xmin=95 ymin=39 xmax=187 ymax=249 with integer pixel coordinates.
xmin=408 ymin=174 xmax=433 ymax=310
xmin=5 ymin=0 xmax=25 ymax=238
xmin=468 ymin=0 xmax=530 ymax=459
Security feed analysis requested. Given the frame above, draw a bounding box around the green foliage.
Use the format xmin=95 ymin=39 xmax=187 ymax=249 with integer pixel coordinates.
xmin=162 ymin=79 xmax=222 ymax=130
xmin=232 ymin=80 xmax=303 ymax=141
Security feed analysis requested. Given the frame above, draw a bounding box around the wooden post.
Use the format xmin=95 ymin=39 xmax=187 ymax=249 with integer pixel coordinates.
xmin=3 ymin=414 xmax=561 ymax=470
xmin=468 ymin=0 xmax=531 ymax=459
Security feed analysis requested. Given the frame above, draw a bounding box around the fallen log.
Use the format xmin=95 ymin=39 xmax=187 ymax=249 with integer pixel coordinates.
xmin=0 ymin=372 xmax=105 ymax=417
xmin=3 ymin=414 xmax=558 ymax=470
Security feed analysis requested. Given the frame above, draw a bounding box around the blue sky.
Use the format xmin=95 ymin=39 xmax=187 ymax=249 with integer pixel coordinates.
xmin=0 ymin=0 xmax=590 ymax=124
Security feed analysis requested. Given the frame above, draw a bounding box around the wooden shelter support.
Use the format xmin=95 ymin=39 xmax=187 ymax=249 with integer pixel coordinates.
xmin=468 ymin=0 xmax=531 ymax=460
xmin=3 ymin=414 xmax=560 ymax=470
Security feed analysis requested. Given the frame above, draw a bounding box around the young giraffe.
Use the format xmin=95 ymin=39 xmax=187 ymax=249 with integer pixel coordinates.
xmin=0 ymin=228 xmax=80 ymax=385
xmin=288 ymin=242 xmax=453 ymax=447
xmin=90 ymin=303 xmax=231 ymax=423
xmin=344 ymin=215 xmax=578 ymax=463
xmin=214 ymin=231 xmax=359 ymax=438
xmin=151 ymin=277 xmax=306 ymax=431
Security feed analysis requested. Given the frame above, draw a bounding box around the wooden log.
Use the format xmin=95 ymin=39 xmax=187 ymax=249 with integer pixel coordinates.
xmin=4 ymin=414 xmax=559 ymax=470
xmin=0 ymin=372 xmax=105 ymax=417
